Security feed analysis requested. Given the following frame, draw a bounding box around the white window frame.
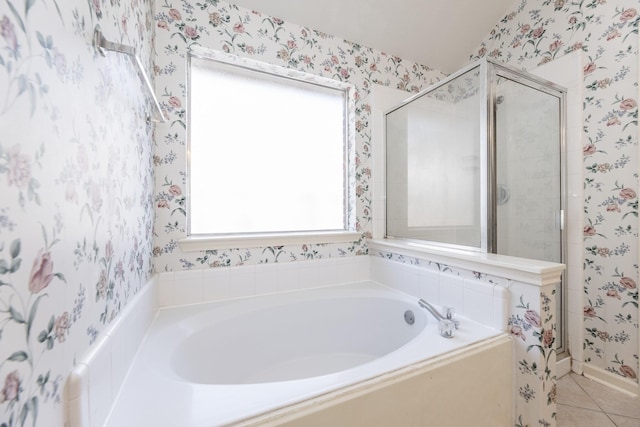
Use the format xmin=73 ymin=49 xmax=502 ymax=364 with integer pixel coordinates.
xmin=179 ymin=46 xmax=359 ymax=251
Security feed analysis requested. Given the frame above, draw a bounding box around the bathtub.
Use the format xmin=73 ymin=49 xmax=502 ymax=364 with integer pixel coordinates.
xmin=104 ymin=281 xmax=512 ymax=426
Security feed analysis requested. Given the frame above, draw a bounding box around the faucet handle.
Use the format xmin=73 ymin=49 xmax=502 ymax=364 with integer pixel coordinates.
xmin=443 ymin=305 xmax=460 ymax=329
xmin=438 ymin=319 xmax=456 ymax=338
xmin=443 ymin=305 xmax=455 ymax=319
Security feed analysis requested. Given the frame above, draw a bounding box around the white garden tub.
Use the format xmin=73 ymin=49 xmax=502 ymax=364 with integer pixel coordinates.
xmin=104 ymin=281 xmax=510 ymax=426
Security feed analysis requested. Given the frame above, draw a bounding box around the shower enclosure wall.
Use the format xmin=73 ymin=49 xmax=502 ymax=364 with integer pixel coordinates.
xmin=385 ymin=58 xmax=567 ymax=351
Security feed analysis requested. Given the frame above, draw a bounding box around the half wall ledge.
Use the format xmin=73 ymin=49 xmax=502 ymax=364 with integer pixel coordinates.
xmin=367 ymin=239 xmax=565 ymax=287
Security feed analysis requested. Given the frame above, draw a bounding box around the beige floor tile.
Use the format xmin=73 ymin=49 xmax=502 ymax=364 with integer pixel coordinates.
xmin=608 ymin=414 xmax=640 ymax=427
xmin=556 ymin=404 xmax=617 ymax=427
xmin=571 ymin=373 xmax=640 ymax=419
xmin=556 ymin=374 xmax=600 ymax=410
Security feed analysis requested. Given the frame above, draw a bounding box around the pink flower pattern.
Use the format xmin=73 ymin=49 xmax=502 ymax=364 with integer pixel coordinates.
xmin=0 ymin=15 xmax=18 ymax=54
xmin=0 ymin=0 xmax=637 ymax=425
xmin=0 ymin=371 xmax=20 ymax=403
xmin=471 ymin=1 xmax=638 ymax=423
xmin=0 ymin=0 xmax=154 ymax=423
xmin=28 ymin=250 xmax=54 ymax=294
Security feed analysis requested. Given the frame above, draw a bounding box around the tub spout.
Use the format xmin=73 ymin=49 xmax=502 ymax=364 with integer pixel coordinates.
xmin=418 ymin=299 xmax=460 ymax=329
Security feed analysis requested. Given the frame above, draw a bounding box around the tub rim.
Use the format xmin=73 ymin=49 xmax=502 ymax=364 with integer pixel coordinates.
xmin=103 ymin=280 xmax=505 ymax=427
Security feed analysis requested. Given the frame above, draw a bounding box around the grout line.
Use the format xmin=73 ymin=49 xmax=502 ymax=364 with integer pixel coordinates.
xmin=603 ymin=412 xmax=620 ymax=427
xmin=558 ymin=403 xmax=623 ymax=426
xmin=604 ymin=411 xmax=640 ymax=421
xmin=557 ymin=403 xmax=612 ymax=420
xmin=567 ymin=374 xmax=608 ymax=414
xmin=558 ymin=383 xmax=640 ymax=427
xmin=558 ymin=402 xmax=601 ymax=410
xmin=607 ymin=413 xmax=640 ymax=422
xmin=564 ymin=374 xmax=640 ymax=422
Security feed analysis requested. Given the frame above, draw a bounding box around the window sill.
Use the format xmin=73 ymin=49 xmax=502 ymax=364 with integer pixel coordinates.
xmin=179 ymin=231 xmax=362 ymax=252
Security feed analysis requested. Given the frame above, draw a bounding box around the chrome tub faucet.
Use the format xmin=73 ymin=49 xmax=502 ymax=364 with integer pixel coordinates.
xmin=418 ymin=299 xmax=459 ymax=338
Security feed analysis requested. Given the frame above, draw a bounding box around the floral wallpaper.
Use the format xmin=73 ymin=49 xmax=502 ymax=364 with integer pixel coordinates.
xmin=151 ymin=0 xmax=447 ymax=272
xmin=0 ymin=0 xmax=634 ymax=425
xmin=509 ymin=283 xmax=558 ymax=427
xmin=0 ymin=0 xmax=154 ymax=425
xmin=470 ymin=0 xmax=639 ymax=393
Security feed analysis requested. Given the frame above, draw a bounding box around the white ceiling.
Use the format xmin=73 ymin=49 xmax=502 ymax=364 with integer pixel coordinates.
xmin=228 ymin=0 xmax=516 ymax=74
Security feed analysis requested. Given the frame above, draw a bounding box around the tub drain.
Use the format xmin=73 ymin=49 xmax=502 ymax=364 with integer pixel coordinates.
xmin=404 ymin=310 xmax=415 ymax=325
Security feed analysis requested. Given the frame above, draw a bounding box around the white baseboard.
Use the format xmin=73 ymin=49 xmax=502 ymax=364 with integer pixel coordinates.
xmin=582 ymin=363 xmax=639 ymax=397
xmin=557 ymin=356 xmax=571 ymax=378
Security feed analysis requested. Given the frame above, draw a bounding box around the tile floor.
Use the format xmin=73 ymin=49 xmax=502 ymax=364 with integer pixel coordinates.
xmin=557 ymin=373 xmax=640 ymax=426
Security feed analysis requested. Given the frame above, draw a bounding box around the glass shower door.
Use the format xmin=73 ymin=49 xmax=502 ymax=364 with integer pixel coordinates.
xmin=384 ymin=60 xmax=567 ymax=353
xmin=494 ymin=74 xmax=564 ymax=350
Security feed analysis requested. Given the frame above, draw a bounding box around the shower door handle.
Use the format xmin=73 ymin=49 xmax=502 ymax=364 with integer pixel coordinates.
xmin=559 ymin=209 xmax=565 ymax=231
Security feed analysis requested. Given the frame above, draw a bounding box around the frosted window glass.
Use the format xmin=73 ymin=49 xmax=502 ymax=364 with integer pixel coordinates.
xmin=189 ymin=56 xmax=347 ymax=235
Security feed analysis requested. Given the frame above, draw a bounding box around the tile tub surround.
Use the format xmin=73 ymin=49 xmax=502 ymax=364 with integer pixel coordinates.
xmin=368 ymin=239 xmax=565 ymax=427
xmin=68 ymin=246 xmax=563 ymax=427
xmin=66 ymin=277 xmax=158 ymax=427
xmin=157 ymin=256 xmax=371 ymax=307
xmin=104 ymin=283 xmax=508 ymax=427
xmin=68 ymin=256 xmax=371 ymax=427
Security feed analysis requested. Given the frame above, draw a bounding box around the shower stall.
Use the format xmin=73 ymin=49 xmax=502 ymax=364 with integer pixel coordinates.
xmin=385 ymin=58 xmax=567 ymax=351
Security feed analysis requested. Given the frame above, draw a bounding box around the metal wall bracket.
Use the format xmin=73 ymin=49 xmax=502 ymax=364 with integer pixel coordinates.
xmin=93 ymin=26 xmax=167 ymax=123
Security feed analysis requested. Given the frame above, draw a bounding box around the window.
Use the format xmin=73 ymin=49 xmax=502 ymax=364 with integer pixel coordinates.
xmin=183 ymin=48 xmax=357 ymax=250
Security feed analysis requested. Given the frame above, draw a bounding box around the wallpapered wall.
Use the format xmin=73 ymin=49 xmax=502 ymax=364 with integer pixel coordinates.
xmin=0 ymin=0 xmax=154 ymax=425
xmin=1 ymin=0 xmax=637 ymax=425
xmin=470 ymin=0 xmax=639 ymax=384
xmin=151 ymin=0 xmax=447 ymax=271
xmin=153 ymin=0 xmax=638 ymax=385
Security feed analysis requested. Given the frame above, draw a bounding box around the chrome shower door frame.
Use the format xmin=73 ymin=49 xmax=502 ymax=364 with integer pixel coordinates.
xmin=488 ymin=60 xmax=568 ymax=355
xmin=383 ymin=57 xmax=568 ymax=354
